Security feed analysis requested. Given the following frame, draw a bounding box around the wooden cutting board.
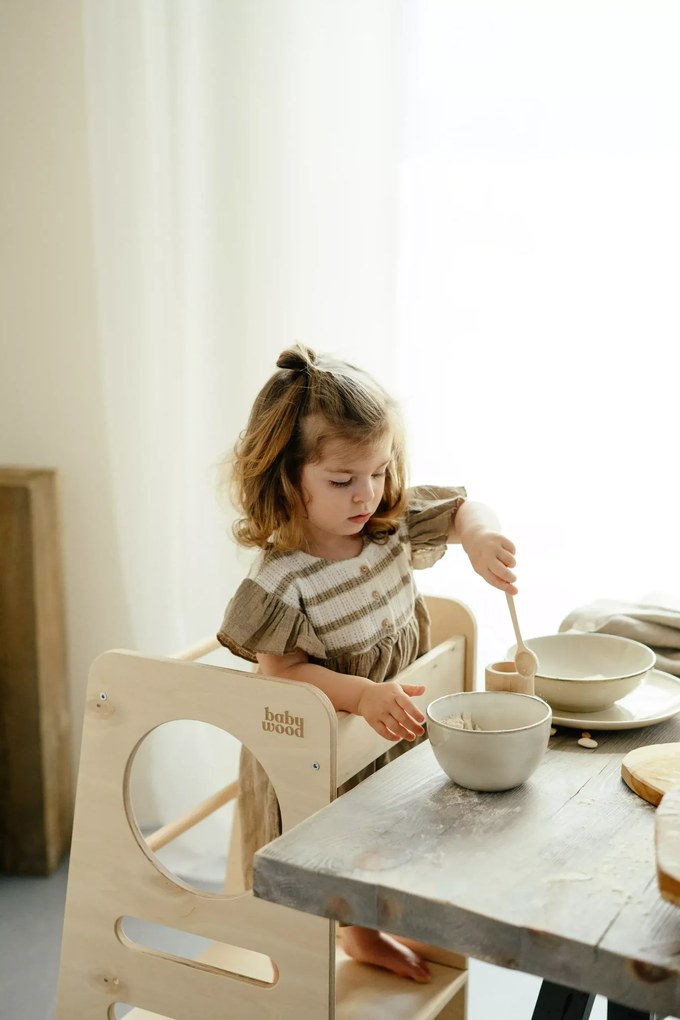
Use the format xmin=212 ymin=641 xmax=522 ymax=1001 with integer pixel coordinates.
xmin=621 ymin=742 xmax=680 ymax=907
xmin=656 ymin=787 xmax=680 ymax=906
xmin=621 ymin=742 xmax=680 ymax=806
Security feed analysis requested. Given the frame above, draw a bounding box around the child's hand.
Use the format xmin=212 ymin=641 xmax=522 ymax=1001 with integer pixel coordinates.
xmin=357 ymin=682 xmax=426 ymax=742
xmin=462 ymin=528 xmax=518 ymax=594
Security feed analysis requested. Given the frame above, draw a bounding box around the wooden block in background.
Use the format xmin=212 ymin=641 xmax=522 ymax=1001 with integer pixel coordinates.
xmin=0 ymin=467 xmax=71 ymax=874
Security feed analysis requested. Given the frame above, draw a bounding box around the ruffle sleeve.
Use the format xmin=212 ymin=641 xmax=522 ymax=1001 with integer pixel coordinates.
xmin=405 ymin=485 xmax=467 ymax=569
xmin=216 ymin=578 xmax=327 ymax=662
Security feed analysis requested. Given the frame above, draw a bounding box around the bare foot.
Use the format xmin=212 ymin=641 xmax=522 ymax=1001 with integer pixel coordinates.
xmin=339 ymin=925 xmax=431 ymax=983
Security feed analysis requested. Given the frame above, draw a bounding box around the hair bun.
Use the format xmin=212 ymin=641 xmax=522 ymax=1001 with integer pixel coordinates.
xmin=276 ymin=343 xmax=318 ymax=373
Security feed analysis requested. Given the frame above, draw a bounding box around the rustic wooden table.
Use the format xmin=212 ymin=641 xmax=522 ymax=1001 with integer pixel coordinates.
xmin=254 ymin=716 xmax=680 ymax=1019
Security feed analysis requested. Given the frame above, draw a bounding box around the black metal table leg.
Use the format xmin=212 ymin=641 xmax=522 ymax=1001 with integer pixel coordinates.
xmin=607 ymin=1004 xmax=653 ymax=1020
xmin=531 ymin=980 xmax=596 ymax=1020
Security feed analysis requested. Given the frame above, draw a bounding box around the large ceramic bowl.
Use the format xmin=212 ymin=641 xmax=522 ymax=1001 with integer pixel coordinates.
xmin=507 ymin=633 xmax=655 ymax=712
xmin=427 ymin=691 xmax=552 ymax=792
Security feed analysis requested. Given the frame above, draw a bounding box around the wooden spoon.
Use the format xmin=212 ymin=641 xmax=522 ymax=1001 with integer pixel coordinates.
xmin=506 ymin=592 xmax=540 ymax=679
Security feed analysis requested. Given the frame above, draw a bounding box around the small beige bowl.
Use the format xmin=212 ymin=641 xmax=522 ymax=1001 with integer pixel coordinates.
xmin=507 ymin=633 xmax=655 ymax=712
xmin=427 ymin=691 xmax=552 ymax=792
xmin=485 ymin=660 xmax=535 ymax=696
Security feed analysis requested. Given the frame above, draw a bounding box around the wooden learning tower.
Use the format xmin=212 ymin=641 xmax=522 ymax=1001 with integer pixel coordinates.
xmin=56 ymin=596 xmax=476 ymax=1019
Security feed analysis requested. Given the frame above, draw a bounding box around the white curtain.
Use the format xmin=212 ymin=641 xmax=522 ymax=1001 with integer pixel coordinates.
xmin=81 ymin=0 xmax=680 ymax=884
xmin=396 ymin=0 xmax=680 ymax=673
xmin=82 ymin=0 xmax=401 ymax=883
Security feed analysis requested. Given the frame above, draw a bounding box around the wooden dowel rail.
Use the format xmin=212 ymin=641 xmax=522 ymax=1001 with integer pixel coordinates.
xmin=146 ymin=780 xmax=239 ymax=852
xmin=171 ymin=636 xmax=220 ymax=662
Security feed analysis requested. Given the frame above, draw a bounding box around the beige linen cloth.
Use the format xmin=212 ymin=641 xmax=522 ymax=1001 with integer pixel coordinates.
xmin=559 ymin=592 xmax=680 ymax=676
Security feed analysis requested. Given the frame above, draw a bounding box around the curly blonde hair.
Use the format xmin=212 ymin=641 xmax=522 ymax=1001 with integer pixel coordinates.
xmin=229 ymin=344 xmax=407 ymax=552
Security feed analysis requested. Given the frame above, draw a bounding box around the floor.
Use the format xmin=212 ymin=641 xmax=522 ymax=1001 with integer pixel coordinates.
xmin=1 ymin=858 xmax=615 ymax=1019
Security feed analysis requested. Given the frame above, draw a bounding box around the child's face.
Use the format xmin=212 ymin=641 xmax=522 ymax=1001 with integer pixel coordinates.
xmin=299 ymin=436 xmax=392 ymax=553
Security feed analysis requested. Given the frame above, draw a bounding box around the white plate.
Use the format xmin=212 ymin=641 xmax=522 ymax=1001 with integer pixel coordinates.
xmin=551 ymin=668 xmax=680 ymax=730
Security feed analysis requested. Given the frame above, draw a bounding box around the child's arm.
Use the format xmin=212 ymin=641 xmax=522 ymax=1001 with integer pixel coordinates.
xmin=448 ymin=499 xmax=519 ymax=594
xmin=256 ymin=650 xmax=426 ymax=743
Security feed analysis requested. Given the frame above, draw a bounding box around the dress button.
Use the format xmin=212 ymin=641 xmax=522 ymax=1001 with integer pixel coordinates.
xmin=382 ymin=619 xmax=390 ymax=628
xmin=360 ymin=565 xmax=370 ymax=575
xmin=372 ymin=591 xmax=381 ymax=601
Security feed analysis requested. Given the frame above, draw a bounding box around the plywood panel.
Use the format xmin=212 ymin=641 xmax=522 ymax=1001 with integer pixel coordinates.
xmin=56 ymin=599 xmax=474 ymax=1018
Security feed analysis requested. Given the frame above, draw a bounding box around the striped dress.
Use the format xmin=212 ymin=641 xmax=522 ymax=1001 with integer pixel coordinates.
xmin=217 ymin=485 xmax=466 ymax=886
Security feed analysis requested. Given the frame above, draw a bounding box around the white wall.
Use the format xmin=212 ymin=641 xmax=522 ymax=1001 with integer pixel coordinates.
xmin=0 ymin=0 xmax=134 ymax=781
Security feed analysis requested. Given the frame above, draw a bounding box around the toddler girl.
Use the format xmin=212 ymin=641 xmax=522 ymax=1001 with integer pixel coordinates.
xmin=217 ymin=344 xmax=517 ymax=983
